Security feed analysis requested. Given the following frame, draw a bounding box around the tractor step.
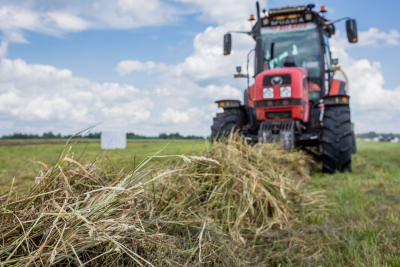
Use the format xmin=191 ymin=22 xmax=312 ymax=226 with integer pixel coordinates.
xmin=258 ymin=120 xmax=295 ymax=148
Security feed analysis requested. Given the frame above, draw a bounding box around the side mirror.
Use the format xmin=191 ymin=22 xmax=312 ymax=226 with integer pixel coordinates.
xmin=234 ymin=66 xmax=248 ymax=78
xmin=346 ymin=19 xmax=358 ymax=43
xmin=223 ymin=33 xmax=231 ymax=55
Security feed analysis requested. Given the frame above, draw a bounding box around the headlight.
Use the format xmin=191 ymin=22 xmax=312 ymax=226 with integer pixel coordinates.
xmin=280 ymin=86 xmax=291 ymax=97
xmin=263 ymin=87 xmax=274 ymax=99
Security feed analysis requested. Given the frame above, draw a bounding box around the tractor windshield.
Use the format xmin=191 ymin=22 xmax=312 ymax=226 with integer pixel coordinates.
xmin=262 ymin=23 xmax=320 ymax=77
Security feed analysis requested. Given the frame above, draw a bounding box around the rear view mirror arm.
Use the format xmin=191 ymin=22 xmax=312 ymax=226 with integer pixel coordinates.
xmin=324 ymin=17 xmax=350 ymax=26
xmin=227 ymin=31 xmax=252 ymax=35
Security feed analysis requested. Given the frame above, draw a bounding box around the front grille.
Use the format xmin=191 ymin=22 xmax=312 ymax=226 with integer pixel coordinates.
xmin=263 ymin=74 xmax=291 ymax=86
xmin=266 ymin=111 xmax=292 ymax=120
xmin=255 ymin=98 xmax=302 ymax=108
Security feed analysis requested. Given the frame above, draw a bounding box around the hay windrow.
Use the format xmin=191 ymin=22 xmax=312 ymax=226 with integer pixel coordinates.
xmin=0 ymin=134 xmax=318 ymax=266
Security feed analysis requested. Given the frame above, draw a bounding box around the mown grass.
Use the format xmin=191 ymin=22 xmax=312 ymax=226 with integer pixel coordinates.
xmin=0 ymin=136 xmax=313 ymax=266
xmin=0 ymin=140 xmax=205 ymax=193
xmin=0 ymin=140 xmax=399 ymax=266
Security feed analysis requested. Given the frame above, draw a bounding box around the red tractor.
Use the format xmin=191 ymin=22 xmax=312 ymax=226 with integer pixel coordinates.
xmin=211 ymin=3 xmax=358 ymax=173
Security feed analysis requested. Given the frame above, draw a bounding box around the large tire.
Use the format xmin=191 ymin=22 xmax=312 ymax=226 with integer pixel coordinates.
xmin=321 ymin=105 xmax=352 ymax=173
xmin=211 ymin=108 xmax=246 ymax=141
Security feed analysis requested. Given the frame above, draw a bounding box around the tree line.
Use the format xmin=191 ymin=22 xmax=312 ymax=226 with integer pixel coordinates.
xmin=1 ymin=132 xmax=203 ymax=140
xmin=355 ymin=131 xmax=400 ymax=138
xmin=3 ymin=131 xmax=399 ymax=140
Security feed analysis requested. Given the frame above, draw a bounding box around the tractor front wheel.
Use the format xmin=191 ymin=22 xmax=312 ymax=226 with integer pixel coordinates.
xmin=321 ymin=104 xmax=352 ymax=173
xmin=211 ymin=108 xmax=246 ymax=141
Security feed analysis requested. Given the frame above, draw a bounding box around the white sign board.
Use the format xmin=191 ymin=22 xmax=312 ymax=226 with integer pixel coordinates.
xmin=101 ymin=132 xmax=127 ymax=150
xmin=261 ymin=23 xmax=316 ymax=34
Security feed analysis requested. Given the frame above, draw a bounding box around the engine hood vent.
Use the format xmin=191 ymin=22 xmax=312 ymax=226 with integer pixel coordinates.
xmin=263 ymin=74 xmax=291 ymax=86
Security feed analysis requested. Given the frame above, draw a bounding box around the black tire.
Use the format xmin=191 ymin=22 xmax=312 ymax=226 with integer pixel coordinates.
xmin=211 ymin=108 xmax=246 ymax=141
xmin=321 ymin=105 xmax=352 ymax=173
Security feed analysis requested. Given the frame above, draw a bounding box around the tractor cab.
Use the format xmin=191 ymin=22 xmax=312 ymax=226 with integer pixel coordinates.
xmin=255 ymin=5 xmax=356 ymax=100
xmin=212 ymin=2 xmax=358 ymax=173
xmin=261 ymin=22 xmax=321 ymax=95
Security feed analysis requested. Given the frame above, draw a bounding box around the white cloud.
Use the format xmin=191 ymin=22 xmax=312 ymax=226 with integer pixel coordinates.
xmin=0 ymin=55 xmax=241 ymax=136
xmin=330 ymin=29 xmax=400 ymax=132
xmin=0 ymin=0 xmax=181 ymax=43
xmin=0 ymin=6 xmax=91 ymax=42
xmin=359 ymin=28 xmax=400 ymax=46
xmin=201 ymin=84 xmax=242 ymax=101
xmin=168 ymin=22 xmax=254 ymax=82
xmin=0 ymin=0 xmax=258 ymax=46
xmin=160 ymin=108 xmax=191 ymax=124
xmin=20 ymin=97 xmax=72 ymax=121
xmin=46 ymin=12 xmax=91 ymax=32
xmin=159 ymin=106 xmax=216 ymax=133
xmin=116 ymin=60 xmax=166 ymax=75
xmin=0 ymin=58 xmax=154 ymax=134
xmin=116 ymin=0 xmax=175 ymax=26
xmin=332 ymin=28 xmax=400 ymax=50
xmin=117 ymin=21 xmax=255 ymax=83
xmin=85 ymin=0 xmax=182 ymax=30
xmin=176 ymin=0 xmax=255 ymax=24
xmin=2 ymin=29 xmax=28 ymax=43
xmin=0 ymin=41 xmax=7 ymax=58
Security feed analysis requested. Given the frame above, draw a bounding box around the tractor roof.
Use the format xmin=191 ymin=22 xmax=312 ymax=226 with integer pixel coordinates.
xmin=250 ymin=4 xmax=334 ymax=39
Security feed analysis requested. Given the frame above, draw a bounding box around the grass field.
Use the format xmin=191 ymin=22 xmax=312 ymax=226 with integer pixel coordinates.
xmin=1 ymin=140 xmax=399 ymax=265
xmin=299 ymin=141 xmax=400 ymax=266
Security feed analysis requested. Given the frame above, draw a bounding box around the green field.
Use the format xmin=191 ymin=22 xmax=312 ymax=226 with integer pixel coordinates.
xmin=1 ymin=140 xmax=399 ymax=265
xmin=301 ymin=141 xmax=400 ymax=265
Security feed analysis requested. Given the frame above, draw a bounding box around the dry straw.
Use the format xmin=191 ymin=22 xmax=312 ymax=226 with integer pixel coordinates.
xmin=0 ymin=134 xmax=318 ymax=266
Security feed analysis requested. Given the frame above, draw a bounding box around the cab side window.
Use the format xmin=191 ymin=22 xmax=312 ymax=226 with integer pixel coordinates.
xmin=323 ymin=34 xmax=331 ymax=71
xmin=323 ymin=34 xmax=332 ymax=94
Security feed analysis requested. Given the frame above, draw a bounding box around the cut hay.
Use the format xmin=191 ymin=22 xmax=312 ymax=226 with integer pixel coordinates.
xmin=0 ymin=134 xmax=317 ymax=266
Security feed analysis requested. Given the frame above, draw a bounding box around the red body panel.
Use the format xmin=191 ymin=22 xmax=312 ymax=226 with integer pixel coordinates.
xmin=247 ymin=85 xmax=255 ymax=108
xmin=253 ymin=67 xmax=309 ymax=122
xmin=329 ymin=79 xmax=346 ymax=95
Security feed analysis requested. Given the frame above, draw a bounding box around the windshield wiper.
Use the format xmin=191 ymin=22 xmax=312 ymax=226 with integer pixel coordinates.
xmin=264 ymin=42 xmax=275 ymax=61
xmin=270 ymin=42 xmax=275 ymax=60
xmin=264 ymin=42 xmax=275 ymax=70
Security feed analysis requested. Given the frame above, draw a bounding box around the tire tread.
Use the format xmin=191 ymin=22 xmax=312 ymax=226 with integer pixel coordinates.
xmin=321 ymin=105 xmax=352 ymax=173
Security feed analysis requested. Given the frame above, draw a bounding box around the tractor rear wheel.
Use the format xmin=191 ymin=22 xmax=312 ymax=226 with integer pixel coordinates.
xmin=321 ymin=104 xmax=352 ymax=173
xmin=211 ymin=108 xmax=246 ymax=141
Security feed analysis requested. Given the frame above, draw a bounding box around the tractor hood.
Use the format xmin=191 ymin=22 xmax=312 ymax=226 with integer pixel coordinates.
xmin=253 ymin=67 xmax=310 ymax=123
xmin=254 ymin=67 xmax=308 ymax=101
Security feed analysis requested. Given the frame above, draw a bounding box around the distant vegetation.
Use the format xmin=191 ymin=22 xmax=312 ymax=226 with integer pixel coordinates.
xmin=4 ymin=131 xmax=400 ymax=140
xmin=0 ymin=132 xmax=203 ymax=140
xmin=356 ymin=132 xmax=379 ymax=138
xmin=355 ymin=131 xmax=400 ymax=138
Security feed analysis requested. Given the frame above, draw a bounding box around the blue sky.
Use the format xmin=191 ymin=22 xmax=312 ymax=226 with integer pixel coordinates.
xmin=0 ymin=0 xmax=399 ymax=136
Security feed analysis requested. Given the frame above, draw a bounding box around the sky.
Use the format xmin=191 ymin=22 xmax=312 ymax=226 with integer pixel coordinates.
xmin=0 ymin=0 xmax=399 ymax=136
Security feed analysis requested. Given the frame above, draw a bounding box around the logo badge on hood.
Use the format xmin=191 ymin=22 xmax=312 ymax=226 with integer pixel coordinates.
xmin=271 ymin=76 xmax=283 ymax=85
